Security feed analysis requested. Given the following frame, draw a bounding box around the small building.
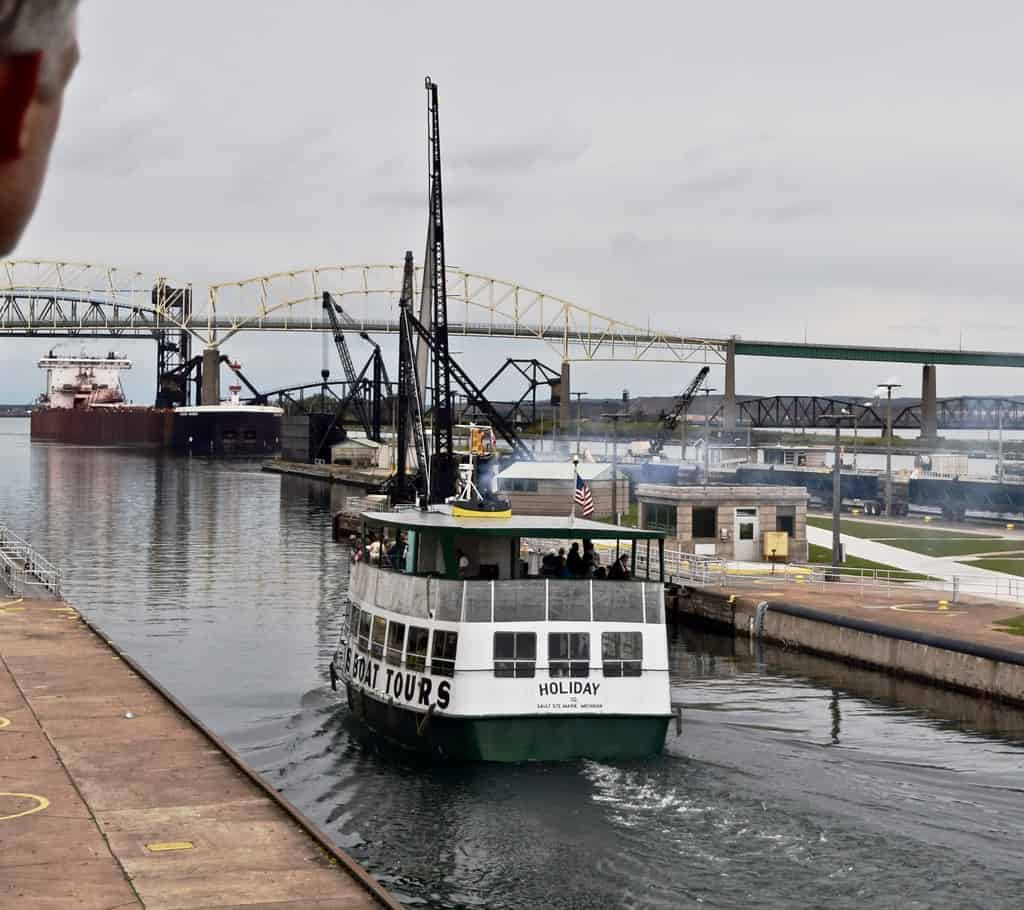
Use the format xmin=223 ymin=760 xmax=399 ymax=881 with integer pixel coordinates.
xmin=330 ymin=437 xmax=382 ymax=467
xmin=636 ymin=483 xmax=809 ymax=562
xmin=495 ymin=461 xmax=630 ymax=518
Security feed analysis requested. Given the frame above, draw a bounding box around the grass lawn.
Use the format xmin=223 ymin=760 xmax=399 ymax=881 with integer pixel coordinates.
xmin=807 ymin=516 xmax=1024 ymax=558
xmin=964 ymin=557 xmax=1024 ymax=577
xmin=993 ymin=615 xmax=1024 ymax=635
xmin=808 ymin=543 xmax=932 ymax=580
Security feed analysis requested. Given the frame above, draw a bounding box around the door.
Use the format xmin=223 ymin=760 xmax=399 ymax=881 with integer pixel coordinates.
xmin=734 ymin=508 xmax=759 ymax=561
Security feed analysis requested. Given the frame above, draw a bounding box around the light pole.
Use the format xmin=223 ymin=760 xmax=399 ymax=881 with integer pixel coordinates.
xmin=700 ymin=387 xmax=717 ymax=488
xmin=878 ymin=382 xmax=901 ymax=517
xmin=601 ymin=410 xmax=630 ymax=523
xmin=819 ymin=410 xmax=855 ymax=574
xmin=852 ymin=399 xmax=876 ymax=471
xmin=572 ymin=391 xmax=588 ymax=456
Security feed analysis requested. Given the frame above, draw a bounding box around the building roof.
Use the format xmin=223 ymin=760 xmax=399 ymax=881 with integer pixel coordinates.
xmin=496 ymin=461 xmax=613 ymax=482
xmin=362 ymin=507 xmax=664 ymax=540
xmin=331 ymin=437 xmax=381 ymax=449
xmin=636 ymin=483 xmax=809 ymax=502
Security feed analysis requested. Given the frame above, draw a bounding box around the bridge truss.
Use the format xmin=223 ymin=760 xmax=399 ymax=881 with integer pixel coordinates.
xmin=0 ymin=260 xmax=725 ymax=365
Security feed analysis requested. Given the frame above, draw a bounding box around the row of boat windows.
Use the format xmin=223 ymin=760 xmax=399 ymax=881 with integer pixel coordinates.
xmin=349 ymin=606 xmax=642 ymax=678
xmin=495 ymin=631 xmax=643 ymax=678
xmin=351 ymin=606 xmax=457 ymax=677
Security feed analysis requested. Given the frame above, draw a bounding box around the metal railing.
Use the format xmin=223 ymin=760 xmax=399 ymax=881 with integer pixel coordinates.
xmin=655 ymin=545 xmax=1024 ymax=604
xmin=0 ymin=525 xmax=62 ymax=597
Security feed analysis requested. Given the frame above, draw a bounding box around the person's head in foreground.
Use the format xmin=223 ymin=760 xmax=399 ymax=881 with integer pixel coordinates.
xmin=0 ymin=0 xmax=78 ymax=256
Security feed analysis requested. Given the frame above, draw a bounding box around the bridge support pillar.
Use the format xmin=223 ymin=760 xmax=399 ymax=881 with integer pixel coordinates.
xmin=559 ymin=361 xmax=571 ymax=432
xmin=201 ymin=347 xmax=221 ymax=405
xmin=723 ymin=338 xmax=737 ymax=432
xmin=920 ymin=363 xmax=937 ymax=442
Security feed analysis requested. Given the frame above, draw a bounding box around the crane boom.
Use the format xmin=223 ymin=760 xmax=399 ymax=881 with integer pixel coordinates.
xmin=650 ymin=365 xmax=710 ymax=455
xmin=322 ymin=291 xmax=373 ymax=436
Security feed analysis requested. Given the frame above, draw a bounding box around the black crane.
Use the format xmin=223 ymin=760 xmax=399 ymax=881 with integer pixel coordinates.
xmin=395 ymin=251 xmax=429 ymax=503
xmin=424 ymin=76 xmax=458 ymax=503
xmin=322 ymin=291 xmax=373 ymax=437
xmin=650 ymin=365 xmax=710 ymax=455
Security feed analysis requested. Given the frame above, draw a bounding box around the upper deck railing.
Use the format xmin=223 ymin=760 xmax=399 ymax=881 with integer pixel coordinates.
xmin=350 ymin=562 xmax=663 ymax=624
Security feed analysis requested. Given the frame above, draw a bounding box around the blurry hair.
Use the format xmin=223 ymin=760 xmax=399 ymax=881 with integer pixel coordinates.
xmin=0 ymin=0 xmax=77 ymax=90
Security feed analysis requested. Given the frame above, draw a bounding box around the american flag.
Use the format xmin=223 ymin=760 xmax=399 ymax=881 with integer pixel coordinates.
xmin=574 ymin=474 xmax=595 ymax=517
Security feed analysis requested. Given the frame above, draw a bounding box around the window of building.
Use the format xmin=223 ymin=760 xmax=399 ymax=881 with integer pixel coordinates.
xmin=431 ymin=630 xmax=459 ymax=677
xmin=692 ymin=506 xmax=717 ymax=538
xmin=386 ymin=620 xmax=406 ymax=666
xmin=494 ymin=631 xmax=536 ymax=678
xmin=644 ymin=503 xmax=677 ymax=535
xmin=370 ymin=615 xmax=387 ymax=660
xmin=602 ymin=631 xmax=643 ymax=677
xmin=406 ymin=625 xmax=429 ymax=672
xmin=356 ymin=610 xmax=371 ymax=653
xmin=548 ymin=632 xmax=590 ymax=678
xmin=776 ymin=507 xmax=795 ymax=536
xmin=502 ymin=478 xmax=539 ymax=493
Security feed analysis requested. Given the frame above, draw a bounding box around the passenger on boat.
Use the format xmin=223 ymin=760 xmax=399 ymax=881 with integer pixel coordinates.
xmin=541 ymin=550 xmax=559 ymax=576
xmin=457 ymin=549 xmax=470 ymax=579
xmin=582 ymin=539 xmax=598 ymax=576
xmin=607 ymin=553 xmax=631 ymax=581
xmin=566 ymin=542 xmax=584 ymax=577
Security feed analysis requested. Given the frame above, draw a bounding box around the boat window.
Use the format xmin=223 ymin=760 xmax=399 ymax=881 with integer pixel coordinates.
xmin=548 ymin=632 xmax=589 ymax=678
xmin=406 ymin=625 xmax=429 ymax=672
xmin=493 ymin=631 xmax=536 ymax=678
xmin=431 ymin=630 xmax=459 ymax=678
xmin=386 ymin=620 xmax=406 ymax=666
xmin=348 ymin=605 xmax=361 ymax=635
xmin=602 ymin=631 xmax=643 ymax=677
xmin=370 ymin=615 xmax=387 ymax=660
xmin=357 ymin=610 xmax=372 ymax=653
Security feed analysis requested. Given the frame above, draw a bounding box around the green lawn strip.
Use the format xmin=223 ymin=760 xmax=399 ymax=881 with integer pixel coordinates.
xmin=964 ymin=557 xmax=1024 ymax=578
xmin=807 ymin=516 xmax=1021 ymax=558
xmin=807 ymin=544 xmax=933 ymax=581
xmin=993 ymin=614 xmax=1024 ymax=635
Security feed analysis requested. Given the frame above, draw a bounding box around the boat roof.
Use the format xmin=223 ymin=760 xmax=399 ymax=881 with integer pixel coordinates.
xmin=361 ymin=508 xmax=665 ymax=540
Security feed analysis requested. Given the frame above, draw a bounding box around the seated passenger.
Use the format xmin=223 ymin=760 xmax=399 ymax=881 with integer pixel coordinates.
xmin=607 ymin=553 xmax=630 ymax=580
xmin=541 ymin=549 xmax=559 ymax=576
xmin=594 ymin=565 xmax=607 ymax=580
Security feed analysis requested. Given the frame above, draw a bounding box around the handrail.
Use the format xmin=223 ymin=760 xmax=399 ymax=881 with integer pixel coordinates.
xmin=0 ymin=525 xmax=62 ymax=597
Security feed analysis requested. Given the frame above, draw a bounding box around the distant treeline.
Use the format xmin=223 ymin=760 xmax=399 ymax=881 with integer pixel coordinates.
xmin=0 ymin=404 xmax=32 ymax=417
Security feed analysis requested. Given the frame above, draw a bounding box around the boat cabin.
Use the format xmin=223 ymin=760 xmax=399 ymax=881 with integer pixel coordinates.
xmin=355 ymin=509 xmax=667 ymax=583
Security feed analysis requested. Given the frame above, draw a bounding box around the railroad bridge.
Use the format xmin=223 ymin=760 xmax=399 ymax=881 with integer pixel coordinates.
xmin=3 ymin=259 xmax=1023 ymax=437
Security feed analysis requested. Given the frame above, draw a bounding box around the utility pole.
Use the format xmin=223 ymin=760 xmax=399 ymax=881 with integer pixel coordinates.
xmin=998 ymin=403 xmax=1005 ymax=481
xmin=878 ymin=383 xmax=901 ymax=517
xmin=700 ymin=387 xmax=717 ymax=488
xmin=572 ymin=391 xmax=588 ymax=456
xmin=601 ymin=410 xmax=629 ymax=523
xmin=819 ymin=411 xmax=855 ymax=574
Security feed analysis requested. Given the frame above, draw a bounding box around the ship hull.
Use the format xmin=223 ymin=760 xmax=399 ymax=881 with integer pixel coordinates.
xmin=171 ymin=409 xmax=281 ymax=457
xmin=345 ymin=683 xmax=669 ymax=762
xmin=30 ymin=407 xmax=174 ymax=447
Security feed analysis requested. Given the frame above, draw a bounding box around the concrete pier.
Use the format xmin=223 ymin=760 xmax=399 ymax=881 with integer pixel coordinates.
xmin=672 ymin=581 xmax=1024 ymax=704
xmin=0 ymin=597 xmax=399 ymax=910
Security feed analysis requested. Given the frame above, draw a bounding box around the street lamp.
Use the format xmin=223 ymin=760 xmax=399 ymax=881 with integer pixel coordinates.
xmin=571 ymin=391 xmax=588 ymax=456
xmin=700 ymin=387 xmax=717 ymax=488
xmin=819 ymin=409 xmax=856 ymax=573
xmin=601 ymin=410 xmax=630 ymax=523
xmin=877 ymin=382 xmax=902 ymax=517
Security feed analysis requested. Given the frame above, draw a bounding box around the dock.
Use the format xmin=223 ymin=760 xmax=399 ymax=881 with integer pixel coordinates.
xmin=672 ymin=578 xmax=1024 ymax=704
xmin=262 ymin=459 xmax=389 ymax=489
xmin=0 ymin=596 xmax=401 ymax=910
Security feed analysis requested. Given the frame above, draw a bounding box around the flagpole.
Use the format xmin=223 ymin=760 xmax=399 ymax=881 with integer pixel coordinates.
xmin=571 ymin=454 xmax=578 ymax=524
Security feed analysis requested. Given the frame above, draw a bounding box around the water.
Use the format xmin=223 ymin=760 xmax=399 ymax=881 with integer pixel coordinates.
xmin=3 ymin=417 xmax=1024 ymax=908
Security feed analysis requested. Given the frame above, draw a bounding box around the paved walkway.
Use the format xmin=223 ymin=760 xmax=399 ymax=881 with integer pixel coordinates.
xmin=0 ymin=597 xmax=395 ymax=910
xmin=807 ymin=525 xmax=1024 ymax=601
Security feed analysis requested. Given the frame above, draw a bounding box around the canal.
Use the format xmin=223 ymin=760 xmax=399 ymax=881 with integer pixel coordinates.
xmin=2 ymin=418 xmax=1024 ymax=909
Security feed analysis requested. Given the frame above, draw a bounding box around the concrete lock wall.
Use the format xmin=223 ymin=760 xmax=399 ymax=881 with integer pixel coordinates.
xmin=675 ymin=587 xmax=1024 ymax=704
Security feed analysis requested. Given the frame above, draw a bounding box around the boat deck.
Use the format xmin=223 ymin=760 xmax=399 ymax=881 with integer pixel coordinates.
xmin=0 ymin=596 xmax=399 ymax=910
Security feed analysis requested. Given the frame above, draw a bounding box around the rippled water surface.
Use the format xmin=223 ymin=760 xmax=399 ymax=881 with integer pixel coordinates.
xmin=4 ymin=418 xmax=1024 ymax=908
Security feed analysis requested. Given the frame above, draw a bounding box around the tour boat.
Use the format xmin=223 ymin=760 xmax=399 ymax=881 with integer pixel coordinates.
xmin=331 ymin=507 xmax=670 ymax=762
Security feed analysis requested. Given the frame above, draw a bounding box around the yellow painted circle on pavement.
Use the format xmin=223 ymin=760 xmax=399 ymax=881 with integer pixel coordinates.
xmin=891 ymin=605 xmax=966 ymax=616
xmin=0 ymin=792 xmax=50 ymax=821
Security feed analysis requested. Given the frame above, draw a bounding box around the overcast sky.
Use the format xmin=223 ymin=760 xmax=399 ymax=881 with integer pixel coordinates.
xmin=5 ymin=0 xmax=1024 ymax=403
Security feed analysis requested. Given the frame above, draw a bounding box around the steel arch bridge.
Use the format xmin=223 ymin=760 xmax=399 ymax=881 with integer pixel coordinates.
xmin=0 ymin=259 xmax=726 ymax=365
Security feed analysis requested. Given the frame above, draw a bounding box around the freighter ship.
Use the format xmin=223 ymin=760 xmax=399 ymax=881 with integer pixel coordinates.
xmin=29 ymin=352 xmax=174 ymax=447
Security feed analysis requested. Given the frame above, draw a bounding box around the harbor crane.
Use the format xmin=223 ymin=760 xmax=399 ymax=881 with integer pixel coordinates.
xmin=649 ymin=365 xmax=710 ymax=455
xmin=322 ymin=291 xmax=374 ymax=438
